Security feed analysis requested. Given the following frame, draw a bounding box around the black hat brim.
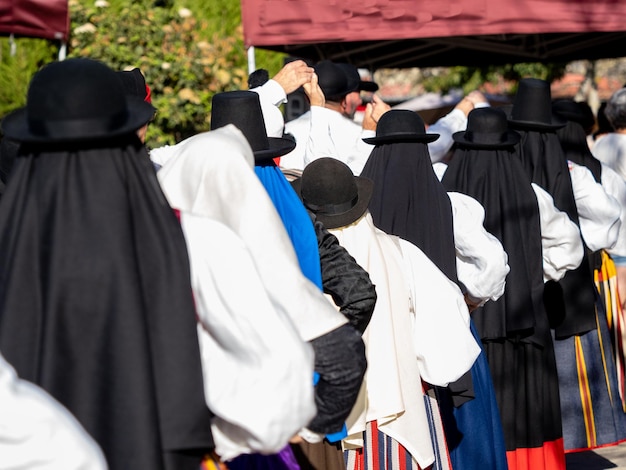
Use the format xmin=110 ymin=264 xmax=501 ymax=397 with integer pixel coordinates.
xmin=507 ymin=117 xmax=567 ymax=131
xmin=452 ymin=130 xmax=520 ymax=149
xmin=253 ymin=136 xmax=297 ymax=161
xmin=291 ymin=175 xmax=374 ymax=229
xmin=359 ymin=81 xmax=379 ymax=92
xmin=363 ymin=132 xmax=440 ymax=145
xmin=1 ymin=96 xmax=155 ymax=144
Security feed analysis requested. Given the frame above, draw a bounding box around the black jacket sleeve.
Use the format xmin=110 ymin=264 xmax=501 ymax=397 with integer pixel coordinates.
xmin=307 ymin=323 xmax=367 ymax=434
xmin=313 ymin=216 xmax=377 ymax=335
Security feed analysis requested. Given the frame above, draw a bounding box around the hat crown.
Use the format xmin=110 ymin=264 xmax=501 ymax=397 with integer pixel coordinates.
xmin=301 ymin=158 xmax=358 ymax=208
xmin=116 ymin=68 xmax=148 ymax=101
xmin=454 ymin=107 xmax=520 ymax=148
xmin=27 ymin=58 xmax=127 ymax=131
xmin=465 ymin=107 xmax=508 ymax=144
xmin=377 ymin=109 xmax=427 ymax=137
xmin=510 ymin=78 xmax=554 ymax=125
xmin=210 ymin=90 xmax=270 ymax=152
xmin=314 ymin=60 xmax=358 ymax=100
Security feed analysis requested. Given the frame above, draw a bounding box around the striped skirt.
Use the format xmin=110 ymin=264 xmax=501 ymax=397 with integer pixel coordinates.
xmin=594 ymin=250 xmax=626 ymax=412
xmin=553 ymin=297 xmax=626 ymax=452
xmin=344 ymin=392 xmax=451 ymax=470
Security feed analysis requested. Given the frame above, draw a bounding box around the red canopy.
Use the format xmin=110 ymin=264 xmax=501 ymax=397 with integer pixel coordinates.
xmin=0 ymin=0 xmax=69 ymax=42
xmin=241 ymin=0 xmax=626 ymax=68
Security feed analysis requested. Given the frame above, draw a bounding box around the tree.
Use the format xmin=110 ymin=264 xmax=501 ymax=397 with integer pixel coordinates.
xmin=69 ymin=0 xmax=251 ymax=147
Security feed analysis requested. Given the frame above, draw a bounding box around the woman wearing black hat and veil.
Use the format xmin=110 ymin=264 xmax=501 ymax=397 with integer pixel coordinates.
xmin=507 ymin=79 xmax=626 ymax=457
xmin=292 ymin=157 xmax=481 ymax=470
xmin=0 ymin=58 xmax=214 ymax=469
xmin=441 ymin=106 xmax=586 ymax=470
xmin=360 ymin=109 xmax=510 ymax=470
xmin=550 ymin=98 xmax=626 ymax=451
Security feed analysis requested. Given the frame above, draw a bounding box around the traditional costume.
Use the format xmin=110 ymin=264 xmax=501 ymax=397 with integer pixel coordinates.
xmin=552 ymin=99 xmax=626 ymax=449
xmin=360 ymin=110 xmax=509 ymax=470
xmin=509 ymin=79 xmax=626 ymax=455
xmin=293 ymin=157 xmax=481 ymax=470
xmin=0 ymin=58 xmax=214 ymax=469
xmin=442 ymin=106 xmax=580 ymax=469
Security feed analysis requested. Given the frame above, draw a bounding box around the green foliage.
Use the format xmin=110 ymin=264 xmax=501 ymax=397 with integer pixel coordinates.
xmin=0 ymin=37 xmax=58 ymax=117
xmin=69 ymin=0 xmax=249 ymax=147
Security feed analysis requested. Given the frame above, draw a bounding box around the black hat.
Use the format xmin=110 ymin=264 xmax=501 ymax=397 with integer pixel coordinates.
xmin=1 ymin=58 xmax=156 ymax=143
xmin=508 ymin=78 xmax=566 ymax=131
xmin=362 ymin=109 xmax=439 ymax=145
xmin=117 ymin=68 xmax=148 ymax=101
xmin=292 ymin=157 xmax=374 ymax=229
xmin=552 ymin=99 xmax=595 ymax=132
xmin=337 ymin=63 xmax=379 ymax=93
xmin=210 ymin=90 xmax=296 ymax=161
xmin=314 ymin=60 xmax=360 ymax=101
xmin=453 ymin=107 xmax=520 ymax=149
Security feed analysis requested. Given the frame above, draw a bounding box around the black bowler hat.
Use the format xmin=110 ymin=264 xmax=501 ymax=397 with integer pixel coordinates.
xmin=337 ymin=63 xmax=379 ymax=93
xmin=508 ymin=78 xmax=566 ymax=131
xmin=292 ymin=157 xmax=374 ymax=229
xmin=1 ymin=58 xmax=156 ymax=143
xmin=362 ymin=109 xmax=439 ymax=145
xmin=210 ymin=90 xmax=296 ymax=161
xmin=453 ymin=107 xmax=520 ymax=149
xmin=314 ymin=60 xmax=360 ymax=101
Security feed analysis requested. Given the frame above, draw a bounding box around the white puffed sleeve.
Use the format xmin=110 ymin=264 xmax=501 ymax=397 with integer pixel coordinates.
xmin=0 ymin=353 xmax=108 ymax=470
xmin=599 ymin=164 xmax=626 ymax=257
xmin=531 ymin=183 xmax=584 ymax=282
xmin=447 ymin=192 xmax=510 ymax=306
xmin=569 ymin=161 xmax=621 ymax=251
xmin=397 ymin=238 xmax=480 ymax=386
xmin=252 ymin=79 xmax=288 ymax=138
xmin=426 ymin=109 xmax=467 ymax=163
xmin=180 ymin=212 xmax=315 ymax=461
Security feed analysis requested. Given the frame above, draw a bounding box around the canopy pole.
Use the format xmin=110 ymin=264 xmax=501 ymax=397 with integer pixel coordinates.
xmin=58 ymin=41 xmax=67 ymax=61
xmin=247 ymin=46 xmax=256 ymax=75
xmin=9 ymin=33 xmax=16 ymax=56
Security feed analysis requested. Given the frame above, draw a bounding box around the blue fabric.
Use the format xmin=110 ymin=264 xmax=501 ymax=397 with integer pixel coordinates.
xmin=611 ymin=255 xmax=626 ymax=267
xmin=255 ymin=164 xmax=322 ymax=290
xmin=444 ymin=322 xmax=509 ymax=470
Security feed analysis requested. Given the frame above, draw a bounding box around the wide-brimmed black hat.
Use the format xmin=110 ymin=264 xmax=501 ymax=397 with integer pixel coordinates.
xmin=362 ymin=109 xmax=439 ymax=145
xmin=292 ymin=157 xmax=374 ymax=229
xmin=1 ymin=58 xmax=156 ymax=144
xmin=337 ymin=63 xmax=379 ymax=93
xmin=314 ymin=60 xmax=360 ymax=102
xmin=210 ymin=90 xmax=296 ymax=161
xmin=453 ymin=107 xmax=520 ymax=149
xmin=507 ymin=78 xmax=566 ymax=131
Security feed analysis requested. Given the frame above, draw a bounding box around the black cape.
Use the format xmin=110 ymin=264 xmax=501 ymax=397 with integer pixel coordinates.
xmin=0 ymin=137 xmax=214 ymax=469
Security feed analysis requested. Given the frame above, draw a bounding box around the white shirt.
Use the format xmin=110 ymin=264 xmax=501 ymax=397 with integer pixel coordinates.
xmin=179 ymin=212 xmax=315 ymax=460
xmin=592 ymin=132 xmax=626 ymax=182
xmin=283 ymin=107 xmax=376 ymax=175
xmin=598 ymin=163 xmax=626 ymax=257
xmin=531 ymin=183 xmax=585 ymax=282
xmin=447 ymin=191 xmax=510 ymax=305
xmin=568 ymin=160 xmax=621 ymax=252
